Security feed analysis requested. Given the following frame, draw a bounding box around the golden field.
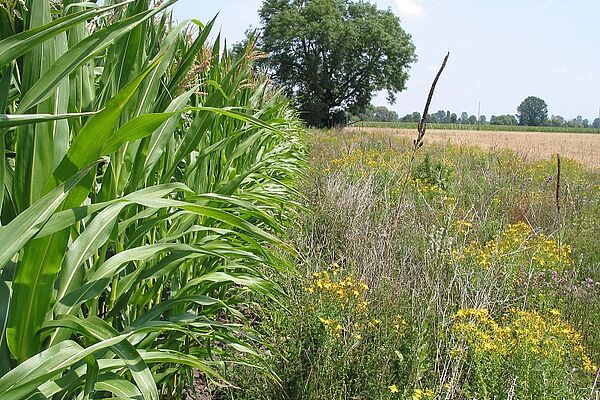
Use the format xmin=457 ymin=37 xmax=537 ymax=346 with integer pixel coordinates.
xmin=346 ymin=127 xmax=600 ymax=168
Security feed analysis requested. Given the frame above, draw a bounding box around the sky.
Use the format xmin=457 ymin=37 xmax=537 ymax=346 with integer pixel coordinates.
xmin=171 ymin=0 xmax=600 ymax=121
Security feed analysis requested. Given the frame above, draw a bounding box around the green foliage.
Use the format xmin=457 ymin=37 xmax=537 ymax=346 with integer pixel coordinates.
xmin=356 ymin=104 xmax=399 ymax=122
xmin=517 ymin=95 xmax=549 ymax=126
xmin=0 ymin=1 xmax=305 ymax=397
xmin=490 ymin=114 xmax=518 ymax=125
xmin=258 ymin=0 xmax=416 ymax=127
xmin=411 ymin=153 xmax=453 ymax=191
xmin=222 ymin=268 xmax=421 ymax=400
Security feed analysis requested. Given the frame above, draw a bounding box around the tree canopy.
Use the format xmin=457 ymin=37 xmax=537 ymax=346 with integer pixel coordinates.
xmin=258 ymin=0 xmax=417 ymax=127
xmin=358 ymin=105 xmax=398 ymax=122
xmin=491 ymin=114 xmax=518 ymax=125
xmin=517 ymin=96 xmax=548 ymax=126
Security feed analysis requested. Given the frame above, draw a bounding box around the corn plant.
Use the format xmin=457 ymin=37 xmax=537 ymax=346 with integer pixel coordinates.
xmin=0 ymin=0 xmax=305 ymax=398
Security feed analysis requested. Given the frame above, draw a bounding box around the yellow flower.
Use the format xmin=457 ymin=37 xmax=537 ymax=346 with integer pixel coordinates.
xmin=388 ymin=384 xmax=399 ymax=393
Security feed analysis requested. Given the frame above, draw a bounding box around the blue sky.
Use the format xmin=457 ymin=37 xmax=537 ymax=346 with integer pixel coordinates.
xmin=172 ymin=0 xmax=600 ymax=121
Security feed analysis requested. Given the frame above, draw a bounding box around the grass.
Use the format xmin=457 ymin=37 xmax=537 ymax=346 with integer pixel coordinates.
xmin=347 ymin=126 xmax=600 ymax=168
xmin=354 ymin=120 xmax=600 ymax=134
xmin=221 ymin=129 xmax=600 ymax=399
xmin=0 ymin=1 xmax=305 ymax=398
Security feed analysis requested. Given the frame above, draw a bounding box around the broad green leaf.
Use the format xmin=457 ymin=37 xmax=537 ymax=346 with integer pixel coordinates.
xmin=44 ymin=316 xmax=158 ymax=400
xmin=17 ymin=1 xmax=175 ymax=112
xmin=101 ymin=112 xmax=178 ymax=155
xmin=136 ymin=88 xmax=195 ymax=186
xmin=95 ymin=373 xmax=142 ymax=400
xmin=0 ymin=112 xmax=96 ymax=129
xmin=35 ymin=183 xmax=190 ymax=238
xmin=56 ymin=203 xmax=128 ymax=304
xmin=55 ymin=244 xmax=216 ymax=316
xmin=0 ymin=275 xmax=11 ymax=376
xmin=0 ymin=165 xmax=92 ymax=273
xmin=0 ymin=335 xmax=132 ymax=399
xmin=0 ymin=2 xmax=131 ymax=69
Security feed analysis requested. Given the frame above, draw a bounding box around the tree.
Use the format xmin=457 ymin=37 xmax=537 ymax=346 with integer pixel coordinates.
xmin=258 ymin=0 xmax=417 ymax=127
xmin=435 ymin=110 xmax=447 ymax=123
xmin=490 ymin=114 xmax=518 ymax=125
xmin=593 ymin=118 xmax=600 ymax=129
xmin=548 ymin=114 xmax=565 ymax=127
xmin=467 ymin=115 xmax=477 ymax=124
xmin=359 ymin=104 xmax=398 ymax=122
xmin=460 ymin=112 xmax=469 ymax=124
xmin=373 ymin=106 xmax=399 ymax=122
xmin=567 ymin=116 xmax=584 ymax=128
xmin=401 ymin=111 xmax=420 ymax=122
xmin=517 ymin=96 xmax=548 ymax=126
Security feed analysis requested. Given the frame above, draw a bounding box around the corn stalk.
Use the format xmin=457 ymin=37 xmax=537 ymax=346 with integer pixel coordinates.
xmin=0 ymin=0 xmax=305 ymax=398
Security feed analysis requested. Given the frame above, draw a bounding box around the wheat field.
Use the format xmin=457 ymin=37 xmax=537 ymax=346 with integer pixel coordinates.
xmin=346 ymin=127 xmax=600 ymax=168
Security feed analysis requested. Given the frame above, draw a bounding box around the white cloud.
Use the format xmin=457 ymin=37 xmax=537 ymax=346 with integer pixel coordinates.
xmin=576 ymin=72 xmax=595 ymax=82
xmin=550 ymin=65 xmax=570 ymax=75
xmin=393 ymin=0 xmax=425 ymax=17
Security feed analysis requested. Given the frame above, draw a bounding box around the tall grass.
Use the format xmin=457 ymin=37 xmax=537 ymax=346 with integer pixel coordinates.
xmin=0 ymin=1 xmax=305 ymax=398
xmin=225 ymin=129 xmax=600 ymax=399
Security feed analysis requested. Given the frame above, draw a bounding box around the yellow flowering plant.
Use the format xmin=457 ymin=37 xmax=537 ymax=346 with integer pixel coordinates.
xmin=459 ymin=221 xmax=573 ymax=272
xmin=449 ymin=307 xmax=597 ymax=398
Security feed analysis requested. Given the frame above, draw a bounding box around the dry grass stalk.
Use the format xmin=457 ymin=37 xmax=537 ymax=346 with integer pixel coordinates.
xmin=399 ymin=52 xmax=450 ymax=198
xmin=556 ymin=153 xmax=561 ymax=227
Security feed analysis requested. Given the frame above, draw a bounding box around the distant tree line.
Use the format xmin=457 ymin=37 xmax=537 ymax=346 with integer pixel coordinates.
xmin=356 ymin=105 xmax=399 ymax=122
xmin=354 ymin=96 xmax=600 ymax=128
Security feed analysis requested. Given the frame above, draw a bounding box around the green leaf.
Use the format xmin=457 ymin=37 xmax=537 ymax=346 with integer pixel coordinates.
xmin=56 ymin=203 xmax=128 ymax=305
xmin=102 ymin=112 xmax=178 ymax=155
xmin=95 ymin=373 xmax=142 ymax=400
xmin=0 ymin=2 xmax=131 ymax=69
xmin=0 ymin=334 xmax=133 ymax=399
xmin=0 ymin=112 xmax=96 ymax=129
xmin=0 ymin=165 xmax=92 ymax=273
xmin=17 ymin=1 xmax=175 ymax=112
xmin=44 ymin=316 xmax=159 ymax=400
